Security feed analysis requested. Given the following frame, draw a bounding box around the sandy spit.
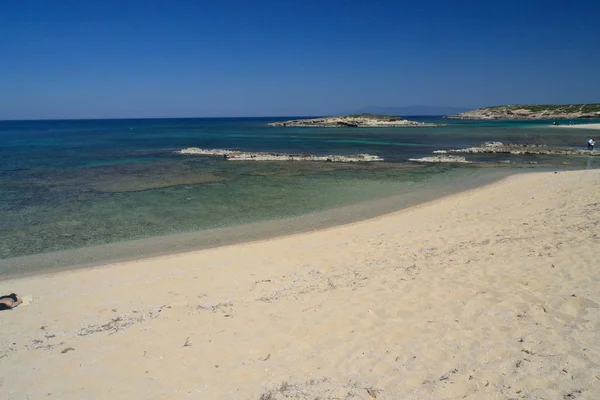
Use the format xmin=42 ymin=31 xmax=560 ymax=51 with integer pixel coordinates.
xmin=551 ymin=123 xmax=600 ymax=130
xmin=1 ymin=170 xmax=599 ymax=400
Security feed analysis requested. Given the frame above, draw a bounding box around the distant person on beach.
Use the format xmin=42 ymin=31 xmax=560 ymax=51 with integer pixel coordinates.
xmin=0 ymin=293 xmax=22 ymax=310
xmin=588 ymin=139 xmax=595 ymax=150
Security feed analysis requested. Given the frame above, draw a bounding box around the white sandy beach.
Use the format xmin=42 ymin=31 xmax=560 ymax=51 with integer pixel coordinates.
xmin=1 ymin=169 xmax=600 ymax=399
xmin=552 ymin=123 xmax=600 ymax=130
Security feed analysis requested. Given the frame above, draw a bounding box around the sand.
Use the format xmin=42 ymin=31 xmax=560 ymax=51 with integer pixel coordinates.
xmin=552 ymin=123 xmax=600 ymax=130
xmin=1 ymin=169 xmax=599 ymax=399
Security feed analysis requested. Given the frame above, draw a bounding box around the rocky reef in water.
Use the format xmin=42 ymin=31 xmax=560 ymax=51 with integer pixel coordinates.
xmin=433 ymin=142 xmax=599 ymax=156
xmin=179 ymin=147 xmax=383 ymax=162
xmin=268 ymin=114 xmax=444 ymax=127
xmin=445 ymin=104 xmax=600 ymax=120
xmin=408 ymin=155 xmax=471 ymax=163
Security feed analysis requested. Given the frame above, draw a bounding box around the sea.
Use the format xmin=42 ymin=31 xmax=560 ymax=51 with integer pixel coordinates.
xmin=1 ymin=117 xmax=599 ymax=277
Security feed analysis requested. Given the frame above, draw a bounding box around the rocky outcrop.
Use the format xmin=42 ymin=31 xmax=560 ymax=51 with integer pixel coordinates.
xmin=446 ymin=104 xmax=600 ymax=120
xmin=408 ymin=155 xmax=471 ymax=163
xmin=269 ymin=114 xmax=443 ymax=127
xmin=433 ymin=142 xmax=599 ymax=156
xmin=179 ymin=148 xmax=383 ymax=162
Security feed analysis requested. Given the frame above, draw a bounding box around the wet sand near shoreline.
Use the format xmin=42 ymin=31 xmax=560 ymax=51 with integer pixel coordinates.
xmin=551 ymin=123 xmax=600 ymax=130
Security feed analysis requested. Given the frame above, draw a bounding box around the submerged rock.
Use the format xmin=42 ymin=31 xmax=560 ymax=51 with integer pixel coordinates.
xmin=179 ymin=148 xmax=383 ymax=162
xmin=408 ymin=155 xmax=471 ymax=163
xmin=433 ymin=142 xmax=599 ymax=156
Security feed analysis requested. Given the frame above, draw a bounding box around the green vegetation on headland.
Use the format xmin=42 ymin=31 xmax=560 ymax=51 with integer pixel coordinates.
xmin=446 ymin=103 xmax=600 ymax=120
xmin=268 ymin=114 xmax=443 ymax=127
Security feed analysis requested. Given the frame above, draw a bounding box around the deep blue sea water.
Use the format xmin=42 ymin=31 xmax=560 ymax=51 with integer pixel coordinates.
xmin=1 ymin=117 xmax=598 ymax=275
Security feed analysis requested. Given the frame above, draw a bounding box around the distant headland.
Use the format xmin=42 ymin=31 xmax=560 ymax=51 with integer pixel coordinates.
xmin=268 ymin=114 xmax=444 ymax=127
xmin=445 ymin=104 xmax=600 ymax=120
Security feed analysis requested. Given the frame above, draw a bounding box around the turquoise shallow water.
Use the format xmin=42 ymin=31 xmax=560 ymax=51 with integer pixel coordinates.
xmin=1 ymin=117 xmax=598 ymax=276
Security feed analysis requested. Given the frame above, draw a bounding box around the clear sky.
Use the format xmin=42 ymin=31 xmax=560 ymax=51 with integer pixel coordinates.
xmin=1 ymin=0 xmax=599 ymax=119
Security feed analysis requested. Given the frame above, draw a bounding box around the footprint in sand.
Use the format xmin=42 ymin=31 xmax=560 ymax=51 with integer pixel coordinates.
xmin=557 ymin=295 xmax=599 ymax=318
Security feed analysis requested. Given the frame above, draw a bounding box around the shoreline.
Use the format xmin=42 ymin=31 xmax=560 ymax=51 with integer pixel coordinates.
xmin=2 ymin=169 xmax=599 ymax=399
xmin=0 ymin=167 xmax=516 ymax=280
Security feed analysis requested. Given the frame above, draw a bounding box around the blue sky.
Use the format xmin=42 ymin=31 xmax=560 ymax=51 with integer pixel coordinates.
xmin=1 ymin=0 xmax=599 ymax=119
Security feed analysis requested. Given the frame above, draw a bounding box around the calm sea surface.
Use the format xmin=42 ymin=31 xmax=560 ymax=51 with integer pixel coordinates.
xmin=1 ymin=117 xmax=598 ymax=276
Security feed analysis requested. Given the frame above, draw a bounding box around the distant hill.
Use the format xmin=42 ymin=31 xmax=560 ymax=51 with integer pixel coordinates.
xmin=355 ymin=105 xmax=470 ymax=116
xmin=446 ymin=104 xmax=600 ymax=120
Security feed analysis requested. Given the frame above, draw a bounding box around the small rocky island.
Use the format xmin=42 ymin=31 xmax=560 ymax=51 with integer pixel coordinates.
xmin=445 ymin=104 xmax=600 ymax=120
xmin=268 ymin=114 xmax=443 ymax=127
xmin=179 ymin=147 xmax=383 ymax=162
